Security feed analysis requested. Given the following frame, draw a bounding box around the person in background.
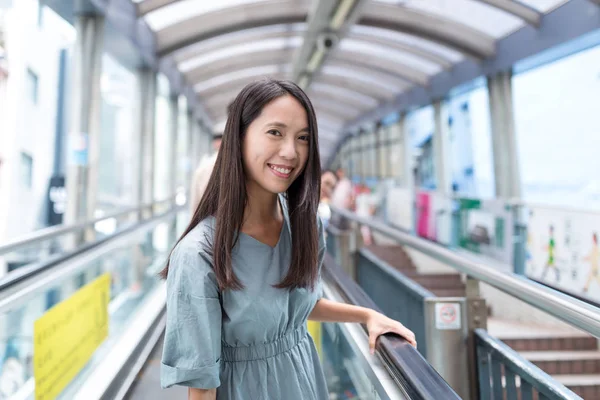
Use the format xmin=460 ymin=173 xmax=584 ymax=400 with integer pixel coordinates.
xmin=329 ymin=168 xmax=354 ymax=230
xmin=190 ymin=134 xmax=222 ymax=213
xmin=318 ymin=170 xmax=337 ymax=231
xmin=354 ymin=183 xmax=375 ymax=245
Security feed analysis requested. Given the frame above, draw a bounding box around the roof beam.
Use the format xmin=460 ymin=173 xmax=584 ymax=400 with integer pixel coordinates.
xmin=136 ymin=0 xmax=181 ymax=16
xmin=359 ymin=4 xmax=496 ymax=59
xmin=314 ymin=74 xmax=393 ymax=103
xmin=478 ymin=0 xmax=542 ymax=27
xmin=347 ymin=31 xmax=454 ymax=70
xmin=174 ymin=26 xmax=304 ymax=64
xmin=156 ymin=1 xmax=308 ymax=57
xmin=185 ymin=48 xmax=297 ymax=85
xmin=331 ymin=50 xmax=429 ymax=86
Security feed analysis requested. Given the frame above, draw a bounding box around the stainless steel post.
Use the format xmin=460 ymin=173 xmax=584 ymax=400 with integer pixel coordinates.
xmin=424 ymin=298 xmax=471 ymax=399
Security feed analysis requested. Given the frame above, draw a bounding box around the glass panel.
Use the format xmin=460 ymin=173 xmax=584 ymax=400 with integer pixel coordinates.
xmin=446 ymin=81 xmax=494 ymax=198
xmin=98 ymin=54 xmax=138 ymax=213
xmin=179 ymin=36 xmax=302 ymax=72
xmin=372 ymin=0 xmax=523 ymax=38
xmin=339 ymin=38 xmax=441 ymax=75
xmin=406 ymin=105 xmax=435 ymax=189
xmin=0 ymin=2 xmax=78 ymax=260
xmin=513 ymin=43 xmax=600 ymax=208
xmin=0 ymin=211 xmax=184 ymax=399
xmin=194 ymin=65 xmax=282 ymax=92
xmin=378 ymin=127 xmax=388 ymax=178
xmin=311 ymin=83 xmax=379 ymax=109
xmin=144 ymin=0 xmax=271 ymax=31
xmin=321 ymin=322 xmax=383 ymax=399
xmin=174 ymin=23 xmax=306 ymax=63
xmin=321 ymin=65 xmax=405 ymax=93
xmin=351 ymin=24 xmax=464 ymax=63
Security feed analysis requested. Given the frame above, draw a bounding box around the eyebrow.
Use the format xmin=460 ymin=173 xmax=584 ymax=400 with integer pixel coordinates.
xmin=265 ymin=121 xmax=310 ymax=133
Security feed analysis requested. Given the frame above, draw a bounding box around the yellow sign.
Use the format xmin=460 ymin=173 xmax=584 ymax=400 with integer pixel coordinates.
xmin=307 ymin=321 xmax=322 ymax=359
xmin=34 ymin=273 xmax=110 ymax=400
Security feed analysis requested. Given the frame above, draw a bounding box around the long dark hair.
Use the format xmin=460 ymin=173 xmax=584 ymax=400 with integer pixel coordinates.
xmin=160 ymin=78 xmax=321 ymax=291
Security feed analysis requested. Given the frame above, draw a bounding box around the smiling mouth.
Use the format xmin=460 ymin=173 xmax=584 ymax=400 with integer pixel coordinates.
xmin=268 ymin=164 xmax=294 ymax=178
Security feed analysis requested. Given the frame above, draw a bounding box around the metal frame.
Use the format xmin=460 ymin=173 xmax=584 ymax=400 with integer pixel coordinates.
xmin=195 ymin=67 xmax=287 ymax=96
xmin=321 ymin=62 xmax=411 ymax=93
xmin=347 ymin=30 xmax=455 ymax=70
xmin=186 ymin=48 xmax=298 ymax=87
xmin=315 ymin=72 xmax=395 ymax=102
xmin=330 ymin=206 xmax=600 ymax=338
xmin=307 ymin=87 xmax=374 ymax=112
xmin=156 ymin=0 xmax=309 ymax=57
xmin=343 ymin=0 xmax=600 ymax=134
xmin=311 ymin=99 xmax=362 ymax=120
xmin=0 ymin=195 xmax=176 ymax=256
xmin=310 ymin=82 xmax=380 ymax=108
xmin=136 ymin=0 xmax=182 ymax=16
xmin=173 ymin=23 xmax=306 ymax=63
xmin=475 ymin=329 xmax=580 ymax=400
xmin=479 ymin=0 xmax=542 ymax=27
xmin=329 ymin=50 xmax=430 ymax=86
xmin=359 ymin=4 xmax=496 ymax=59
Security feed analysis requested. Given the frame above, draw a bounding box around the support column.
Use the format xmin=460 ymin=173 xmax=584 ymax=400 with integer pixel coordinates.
xmin=433 ymin=100 xmax=451 ymax=195
xmin=487 ymin=70 xmax=521 ymax=199
xmin=64 ymin=14 xmax=104 ymax=243
xmin=397 ymin=113 xmax=411 ymax=187
xmin=186 ymin=110 xmax=195 ymax=191
xmin=136 ymin=68 xmax=157 ymax=220
xmin=168 ymin=95 xmax=179 ymax=243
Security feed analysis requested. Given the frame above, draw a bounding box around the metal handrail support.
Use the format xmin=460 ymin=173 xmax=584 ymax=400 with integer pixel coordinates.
xmin=329 ymin=205 xmax=600 ymax=339
xmin=0 ymin=195 xmax=178 ymax=255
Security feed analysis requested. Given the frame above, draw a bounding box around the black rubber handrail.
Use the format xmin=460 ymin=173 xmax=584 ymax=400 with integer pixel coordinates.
xmin=322 ymin=253 xmax=460 ymax=400
xmin=0 ymin=206 xmax=182 ymax=292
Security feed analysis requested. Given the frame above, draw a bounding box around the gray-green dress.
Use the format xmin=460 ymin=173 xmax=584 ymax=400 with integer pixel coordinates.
xmin=161 ymin=201 xmax=328 ymax=399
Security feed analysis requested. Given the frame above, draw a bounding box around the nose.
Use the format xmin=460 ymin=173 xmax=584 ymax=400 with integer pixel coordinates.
xmin=279 ymin=136 xmax=298 ymax=161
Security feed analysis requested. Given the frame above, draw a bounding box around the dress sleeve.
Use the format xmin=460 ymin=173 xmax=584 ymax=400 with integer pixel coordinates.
xmin=161 ymin=240 xmax=222 ymax=389
xmin=316 ymin=215 xmax=326 ymax=299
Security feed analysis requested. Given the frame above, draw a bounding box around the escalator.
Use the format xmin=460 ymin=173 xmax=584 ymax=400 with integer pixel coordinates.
xmin=0 ymin=202 xmax=459 ymax=400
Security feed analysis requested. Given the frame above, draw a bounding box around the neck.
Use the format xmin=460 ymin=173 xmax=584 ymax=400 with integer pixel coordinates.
xmin=244 ymin=182 xmax=281 ymax=225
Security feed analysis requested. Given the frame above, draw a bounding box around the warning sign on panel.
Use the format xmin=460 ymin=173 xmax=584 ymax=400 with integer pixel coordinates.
xmin=33 ymin=273 xmax=110 ymax=400
xmin=435 ymin=302 xmax=461 ymax=330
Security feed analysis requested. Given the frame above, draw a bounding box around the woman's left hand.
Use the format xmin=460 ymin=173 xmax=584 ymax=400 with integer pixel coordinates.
xmin=366 ymin=311 xmax=417 ymax=354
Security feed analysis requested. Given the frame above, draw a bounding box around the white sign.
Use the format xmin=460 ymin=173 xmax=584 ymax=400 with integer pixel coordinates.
xmin=435 ymin=303 xmax=461 ymax=330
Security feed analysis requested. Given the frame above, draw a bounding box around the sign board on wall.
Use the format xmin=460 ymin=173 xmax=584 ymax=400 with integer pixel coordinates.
xmin=385 ymin=187 xmax=414 ymax=232
xmin=33 ymin=274 xmax=110 ymax=400
xmin=458 ymin=198 xmax=513 ymax=265
xmin=416 ymin=191 xmax=453 ymax=246
xmin=525 ymin=205 xmax=600 ymax=304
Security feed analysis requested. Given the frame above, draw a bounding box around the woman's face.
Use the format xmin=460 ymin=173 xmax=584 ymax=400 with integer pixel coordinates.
xmin=242 ymin=94 xmax=310 ymax=196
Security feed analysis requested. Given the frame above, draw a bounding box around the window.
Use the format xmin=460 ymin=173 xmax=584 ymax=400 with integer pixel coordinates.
xmin=26 ymin=68 xmax=39 ymax=104
xmin=21 ymin=152 xmax=33 ymax=189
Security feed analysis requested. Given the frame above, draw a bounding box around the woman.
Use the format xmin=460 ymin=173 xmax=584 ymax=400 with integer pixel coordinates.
xmin=317 ymin=170 xmax=337 ymax=231
xmin=159 ymin=79 xmax=415 ymax=400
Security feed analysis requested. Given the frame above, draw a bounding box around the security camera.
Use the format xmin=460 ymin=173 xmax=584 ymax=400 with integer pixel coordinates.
xmin=316 ymin=32 xmax=338 ymax=52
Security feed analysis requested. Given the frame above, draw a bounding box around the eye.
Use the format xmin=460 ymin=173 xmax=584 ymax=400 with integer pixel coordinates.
xmin=298 ymin=135 xmax=310 ymax=142
xmin=267 ymin=129 xmax=282 ymax=136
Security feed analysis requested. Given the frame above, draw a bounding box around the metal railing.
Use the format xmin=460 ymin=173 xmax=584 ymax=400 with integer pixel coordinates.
xmin=327 ymin=206 xmax=592 ymax=400
xmin=322 ymin=252 xmax=461 ymax=400
xmin=475 ymin=329 xmax=580 ymax=400
xmin=330 ymin=206 xmax=600 ymax=338
xmin=0 ymin=195 xmax=177 ymax=256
